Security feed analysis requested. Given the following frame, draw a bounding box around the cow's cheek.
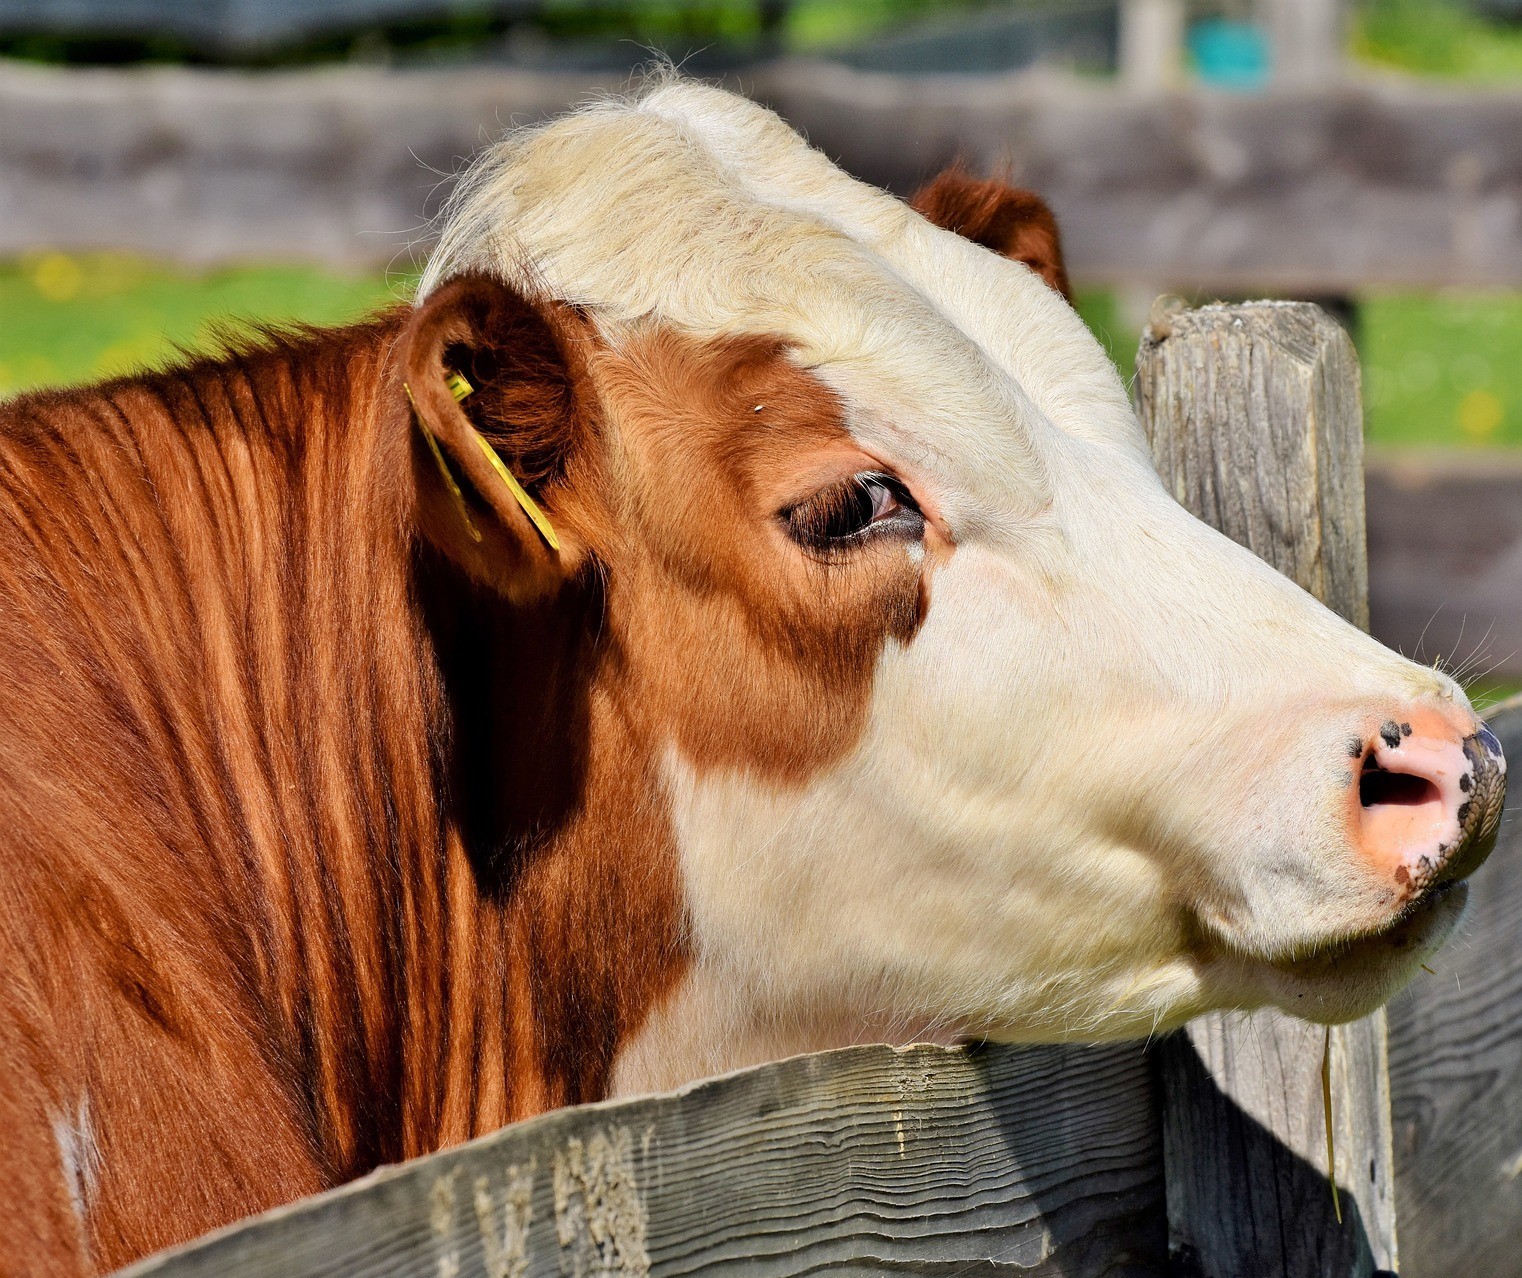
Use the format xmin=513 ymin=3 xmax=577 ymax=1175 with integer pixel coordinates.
xmin=646 ymin=689 xmax=1205 ymax=1053
xmin=1051 ymin=492 xmax=1481 ymax=968
xmin=641 ymin=555 xmax=1195 ymax=1053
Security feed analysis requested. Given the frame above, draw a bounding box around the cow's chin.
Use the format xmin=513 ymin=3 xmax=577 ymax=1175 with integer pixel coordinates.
xmin=1222 ymin=880 xmax=1469 ymax=1024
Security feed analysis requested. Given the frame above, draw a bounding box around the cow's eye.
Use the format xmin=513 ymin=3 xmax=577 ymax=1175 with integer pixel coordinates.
xmin=782 ymin=472 xmax=923 ymax=550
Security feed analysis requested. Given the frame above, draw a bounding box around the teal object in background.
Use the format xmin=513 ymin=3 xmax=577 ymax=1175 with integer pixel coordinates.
xmin=1189 ymin=18 xmax=1271 ymax=89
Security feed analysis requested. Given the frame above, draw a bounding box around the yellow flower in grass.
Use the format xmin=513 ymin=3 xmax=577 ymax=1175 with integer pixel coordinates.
xmin=31 ymin=253 xmax=84 ymax=303
xmin=1458 ymin=389 xmax=1503 ymax=440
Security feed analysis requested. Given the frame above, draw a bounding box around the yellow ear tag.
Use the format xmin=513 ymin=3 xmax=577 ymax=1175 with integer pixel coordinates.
xmin=447 ymin=371 xmax=561 ymax=553
xmin=406 ymin=371 xmax=561 ymax=553
xmin=404 ymin=380 xmax=481 ymax=543
xmin=469 ymin=434 xmax=561 ymax=552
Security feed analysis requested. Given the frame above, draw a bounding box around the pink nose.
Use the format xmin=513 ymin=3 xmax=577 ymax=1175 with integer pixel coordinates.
xmin=1352 ymin=707 xmax=1506 ymax=898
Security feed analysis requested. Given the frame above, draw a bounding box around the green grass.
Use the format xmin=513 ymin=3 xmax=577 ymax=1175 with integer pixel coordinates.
xmin=1352 ymin=0 xmax=1522 ymax=81
xmin=1359 ymin=292 xmax=1522 ymax=448
xmin=0 ymin=253 xmax=405 ymax=398
xmin=0 ymin=0 xmax=999 ymax=67
xmin=1073 ymin=290 xmax=1141 ymax=383
xmin=781 ymin=0 xmax=995 ymax=49
xmin=529 ymin=0 xmax=984 ymax=48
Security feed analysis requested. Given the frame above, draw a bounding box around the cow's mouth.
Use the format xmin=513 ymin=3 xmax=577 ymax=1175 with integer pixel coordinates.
xmin=1248 ymin=879 xmax=1468 ymax=1023
xmin=1293 ymin=878 xmax=1465 ymax=962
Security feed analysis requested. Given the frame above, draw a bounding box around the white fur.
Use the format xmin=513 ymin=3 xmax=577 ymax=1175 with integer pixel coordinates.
xmin=422 ymin=78 xmax=1475 ymax=1095
xmin=52 ymin=1092 xmax=100 ymax=1230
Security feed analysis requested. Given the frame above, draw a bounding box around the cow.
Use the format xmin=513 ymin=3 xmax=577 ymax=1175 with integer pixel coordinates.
xmin=0 ymin=78 xmax=1503 ymax=1276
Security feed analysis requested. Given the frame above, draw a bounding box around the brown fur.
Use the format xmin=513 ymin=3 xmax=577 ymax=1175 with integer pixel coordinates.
xmin=2 ymin=175 xmax=1059 ymax=1273
xmin=911 ymin=169 xmax=1073 ymax=301
xmin=0 ymin=276 xmax=925 ymax=1274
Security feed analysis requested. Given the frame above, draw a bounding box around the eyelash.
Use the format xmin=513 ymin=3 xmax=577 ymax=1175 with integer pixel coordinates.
xmin=781 ymin=471 xmax=924 ymax=552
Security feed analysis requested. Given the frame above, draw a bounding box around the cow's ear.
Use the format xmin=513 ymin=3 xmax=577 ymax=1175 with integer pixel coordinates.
xmin=399 ymin=272 xmax=587 ymax=601
xmin=910 ymin=169 xmax=1072 ymax=302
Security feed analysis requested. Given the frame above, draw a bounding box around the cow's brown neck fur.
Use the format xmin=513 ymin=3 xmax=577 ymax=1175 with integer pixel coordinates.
xmin=0 ymin=317 xmax=682 ymax=1273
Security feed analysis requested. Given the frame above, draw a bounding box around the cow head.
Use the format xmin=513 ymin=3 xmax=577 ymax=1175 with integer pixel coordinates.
xmin=399 ymin=80 xmax=1503 ymax=1093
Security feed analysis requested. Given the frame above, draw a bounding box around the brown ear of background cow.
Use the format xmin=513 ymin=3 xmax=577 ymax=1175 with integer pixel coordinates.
xmin=910 ymin=170 xmax=1073 ymax=302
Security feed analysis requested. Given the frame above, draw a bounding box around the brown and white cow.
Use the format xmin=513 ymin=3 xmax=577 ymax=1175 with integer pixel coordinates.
xmin=0 ymin=79 xmax=1503 ymax=1275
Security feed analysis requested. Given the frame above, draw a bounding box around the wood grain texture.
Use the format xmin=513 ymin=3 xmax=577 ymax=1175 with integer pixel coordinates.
xmin=1135 ymin=301 xmax=1398 ymax=1277
xmin=114 ymin=1042 xmax=1166 ymax=1277
xmin=1364 ymin=452 xmax=1522 ymax=681
xmin=1135 ymin=301 xmax=1369 ymax=631
xmin=1387 ymin=695 xmax=1522 ymax=1278
xmin=1158 ymin=1016 xmax=1396 ymax=1278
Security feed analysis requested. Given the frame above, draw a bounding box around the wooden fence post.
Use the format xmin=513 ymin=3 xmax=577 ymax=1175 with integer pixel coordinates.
xmin=1134 ymin=301 xmax=1399 ymax=1278
xmin=1119 ymin=0 xmax=1185 ymax=92
xmin=1261 ymin=0 xmax=1346 ymax=87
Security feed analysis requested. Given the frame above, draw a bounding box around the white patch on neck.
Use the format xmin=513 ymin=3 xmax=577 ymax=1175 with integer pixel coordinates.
xmin=52 ymin=1092 xmax=100 ymax=1229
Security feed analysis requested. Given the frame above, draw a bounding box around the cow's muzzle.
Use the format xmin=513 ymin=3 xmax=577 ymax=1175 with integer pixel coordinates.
xmin=1352 ymin=708 xmax=1506 ymax=901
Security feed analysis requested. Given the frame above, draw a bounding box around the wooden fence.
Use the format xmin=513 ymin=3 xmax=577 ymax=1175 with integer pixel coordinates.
xmin=107 ymin=302 xmax=1522 ymax=1277
xmin=3 ymin=59 xmax=1522 ymax=291
xmin=1365 ymin=452 xmax=1522 ymax=685
xmin=121 ymin=1042 xmax=1169 ymax=1278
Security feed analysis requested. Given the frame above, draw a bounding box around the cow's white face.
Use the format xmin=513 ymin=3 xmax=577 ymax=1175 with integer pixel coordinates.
xmin=418 ymin=79 xmax=1504 ymax=1096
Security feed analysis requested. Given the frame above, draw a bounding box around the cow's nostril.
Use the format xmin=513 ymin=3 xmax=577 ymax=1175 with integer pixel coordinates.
xmin=1349 ymin=711 xmax=1501 ymax=893
xmin=1359 ymin=765 xmax=1441 ymax=810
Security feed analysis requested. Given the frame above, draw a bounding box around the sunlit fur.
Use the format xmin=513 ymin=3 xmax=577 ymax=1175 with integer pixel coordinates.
xmin=0 ymin=312 xmax=696 ymax=1273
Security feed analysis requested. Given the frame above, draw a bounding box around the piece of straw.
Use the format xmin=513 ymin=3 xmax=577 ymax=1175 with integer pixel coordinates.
xmin=1322 ymin=1025 xmax=1342 ymax=1225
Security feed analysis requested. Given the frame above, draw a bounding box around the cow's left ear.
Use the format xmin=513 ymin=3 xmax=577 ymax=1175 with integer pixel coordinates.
xmin=399 ymin=272 xmax=588 ymax=601
xmin=910 ymin=169 xmax=1072 ymax=303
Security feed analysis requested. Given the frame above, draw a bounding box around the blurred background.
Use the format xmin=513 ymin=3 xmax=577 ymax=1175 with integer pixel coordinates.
xmin=2 ymin=0 xmax=1521 ymax=691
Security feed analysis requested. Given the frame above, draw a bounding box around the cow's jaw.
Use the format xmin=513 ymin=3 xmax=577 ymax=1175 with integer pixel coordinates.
xmin=1201 ymin=880 xmax=1469 ymax=1025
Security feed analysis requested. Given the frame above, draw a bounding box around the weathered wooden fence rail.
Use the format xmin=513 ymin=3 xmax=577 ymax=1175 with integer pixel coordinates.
xmin=120 ymin=1042 xmax=1167 ymax=1277
xmin=110 ymin=303 xmax=1522 ymax=1277
xmin=3 ymin=59 xmax=1522 ymax=290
